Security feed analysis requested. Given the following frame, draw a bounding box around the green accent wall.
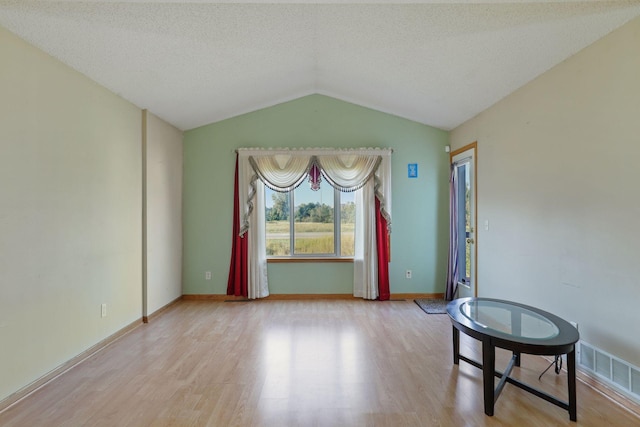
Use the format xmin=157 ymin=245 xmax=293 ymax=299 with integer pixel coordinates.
xmin=183 ymin=94 xmax=449 ymax=295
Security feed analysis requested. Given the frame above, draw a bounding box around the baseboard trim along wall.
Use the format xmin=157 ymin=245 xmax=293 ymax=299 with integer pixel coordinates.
xmin=182 ymin=293 xmax=445 ymax=301
xmin=577 ymin=341 xmax=640 ymax=416
xmin=143 ymin=295 xmax=183 ymax=323
xmin=0 ymin=318 xmax=143 ymax=414
xmin=391 ymin=293 xmax=445 ymax=300
xmin=576 ymin=366 xmax=640 ymax=419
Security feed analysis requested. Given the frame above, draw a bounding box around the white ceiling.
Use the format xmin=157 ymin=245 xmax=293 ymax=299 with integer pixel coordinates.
xmin=1 ymin=1 xmax=639 ymax=131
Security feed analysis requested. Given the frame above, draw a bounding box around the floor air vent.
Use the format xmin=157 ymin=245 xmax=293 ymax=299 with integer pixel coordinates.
xmin=579 ymin=341 xmax=640 ymax=404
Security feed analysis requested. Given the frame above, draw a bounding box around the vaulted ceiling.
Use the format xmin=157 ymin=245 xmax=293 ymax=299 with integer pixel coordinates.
xmin=1 ymin=1 xmax=639 ymax=131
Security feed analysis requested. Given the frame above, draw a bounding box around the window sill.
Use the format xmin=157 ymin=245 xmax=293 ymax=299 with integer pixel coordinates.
xmin=267 ymin=257 xmax=354 ymax=264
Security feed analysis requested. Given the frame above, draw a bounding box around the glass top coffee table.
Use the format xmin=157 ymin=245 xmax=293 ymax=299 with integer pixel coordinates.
xmin=447 ymin=297 xmax=580 ymax=421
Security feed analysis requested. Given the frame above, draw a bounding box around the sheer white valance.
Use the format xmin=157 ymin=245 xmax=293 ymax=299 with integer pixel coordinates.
xmin=237 ymin=147 xmax=392 ymax=237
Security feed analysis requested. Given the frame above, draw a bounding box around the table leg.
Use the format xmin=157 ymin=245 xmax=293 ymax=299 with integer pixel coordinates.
xmin=510 ymin=310 xmax=522 ymax=368
xmin=513 ymin=351 xmax=521 ymax=367
xmin=482 ymin=339 xmax=496 ymax=416
xmin=452 ymin=326 xmax=460 ymax=365
xmin=567 ymin=347 xmax=577 ymax=421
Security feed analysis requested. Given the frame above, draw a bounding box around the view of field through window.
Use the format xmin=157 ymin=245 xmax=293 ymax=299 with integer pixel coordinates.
xmin=265 ymin=184 xmax=355 ymax=256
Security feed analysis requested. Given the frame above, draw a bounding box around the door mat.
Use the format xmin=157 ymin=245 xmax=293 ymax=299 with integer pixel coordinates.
xmin=414 ymin=299 xmax=448 ymax=314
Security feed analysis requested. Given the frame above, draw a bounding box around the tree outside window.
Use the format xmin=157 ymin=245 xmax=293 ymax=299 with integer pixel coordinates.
xmin=265 ymin=183 xmax=355 ymax=257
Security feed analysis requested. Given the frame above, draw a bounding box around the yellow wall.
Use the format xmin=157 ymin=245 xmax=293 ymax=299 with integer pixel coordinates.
xmin=450 ymin=17 xmax=640 ymax=366
xmin=0 ymin=26 xmax=183 ymax=402
xmin=146 ymin=112 xmax=183 ymax=314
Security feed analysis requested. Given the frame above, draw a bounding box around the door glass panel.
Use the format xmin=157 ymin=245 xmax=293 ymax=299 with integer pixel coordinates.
xmin=456 ymin=163 xmax=471 ymax=284
xmin=452 ymin=145 xmax=476 ymax=298
xmin=463 ymin=165 xmax=471 ymax=281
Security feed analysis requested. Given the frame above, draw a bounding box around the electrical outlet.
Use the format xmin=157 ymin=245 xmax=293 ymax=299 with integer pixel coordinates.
xmin=405 ymin=270 xmax=412 ymax=279
xmin=101 ymin=303 xmax=107 ymax=318
xmin=205 ymin=271 xmax=212 ymax=280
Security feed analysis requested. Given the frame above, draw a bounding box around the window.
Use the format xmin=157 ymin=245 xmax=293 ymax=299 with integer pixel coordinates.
xmin=265 ymin=184 xmax=355 ymax=258
xmin=455 ymin=161 xmax=472 ymax=285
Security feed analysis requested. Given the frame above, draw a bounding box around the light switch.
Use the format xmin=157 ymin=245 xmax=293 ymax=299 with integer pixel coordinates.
xmin=484 ymin=220 xmax=489 ymax=231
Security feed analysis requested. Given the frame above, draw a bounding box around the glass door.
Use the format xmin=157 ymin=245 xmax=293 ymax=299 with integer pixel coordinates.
xmin=452 ymin=144 xmax=476 ymax=297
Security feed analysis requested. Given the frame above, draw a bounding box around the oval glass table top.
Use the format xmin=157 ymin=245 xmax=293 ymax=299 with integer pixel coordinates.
xmin=459 ymin=299 xmax=560 ymax=340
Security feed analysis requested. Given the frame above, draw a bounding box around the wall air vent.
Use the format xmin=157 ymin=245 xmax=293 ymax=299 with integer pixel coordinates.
xmin=579 ymin=341 xmax=640 ymax=405
xmin=595 ymin=351 xmax=612 ymax=379
xmin=580 ymin=343 xmax=595 ymax=370
xmin=632 ymin=368 xmax=640 ymax=395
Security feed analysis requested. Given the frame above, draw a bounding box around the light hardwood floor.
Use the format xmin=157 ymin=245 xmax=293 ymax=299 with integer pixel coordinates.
xmin=1 ymin=300 xmax=638 ymax=426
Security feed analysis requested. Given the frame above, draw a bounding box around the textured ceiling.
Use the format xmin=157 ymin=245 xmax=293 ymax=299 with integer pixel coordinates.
xmin=1 ymin=1 xmax=639 ymax=131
